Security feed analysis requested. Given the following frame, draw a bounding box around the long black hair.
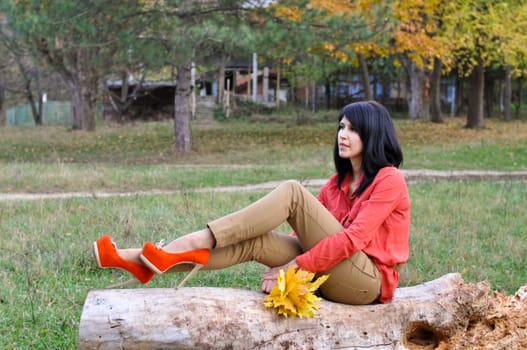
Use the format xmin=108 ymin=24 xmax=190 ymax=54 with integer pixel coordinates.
xmin=333 ymin=101 xmax=403 ymax=195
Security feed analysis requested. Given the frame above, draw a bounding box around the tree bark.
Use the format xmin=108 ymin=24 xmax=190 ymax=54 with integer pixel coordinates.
xmin=15 ymin=57 xmax=44 ymax=125
xmin=429 ymin=58 xmax=443 ymax=123
xmin=516 ymin=77 xmax=523 ymax=118
xmin=484 ymin=71 xmax=496 ymax=118
xmin=69 ymin=81 xmax=97 ymax=131
xmin=174 ymin=62 xmax=192 ymax=152
xmin=78 ymin=273 xmax=490 ymax=350
xmin=304 ymin=83 xmax=309 ymax=108
xmin=23 ymin=77 xmax=43 ymax=125
xmin=503 ymin=65 xmax=512 ymax=121
xmin=217 ymin=54 xmax=226 ymax=106
xmin=69 ymin=49 xmax=98 ymax=131
xmin=466 ymin=59 xmax=485 ymax=128
xmin=324 ymin=80 xmax=331 ymax=109
xmin=403 ymin=58 xmax=430 ymax=120
xmin=0 ymin=83 xmax=5 ymax=126
xmin=275 ymin=63 xmax=281 ymax=107
xmin=358 ymin=54 xmax=373 ymax=100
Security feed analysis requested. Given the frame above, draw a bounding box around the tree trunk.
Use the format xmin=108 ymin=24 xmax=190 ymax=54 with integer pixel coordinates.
xmin=466 ymin=59 xmax=485 ymax=128
xmin=70 ymin=85 xmax=81 ymax=129
xmin=454 ymin=76 xmax=464 ymax=116
xmin=24 ymin=79 xmax=43 ymax=126
xmin=174 ymin=62 xmax=192 ymax=152
xmin=324 ymin=80 xmax=331 ymax=109
xmin=78 ymin=273 xmax=490 ymax=350
xmin=406 ymin=60 xmax=430 ymax=120
xmin=17 ymin=59 xmax=43 ymax=125
xmin=304 ymin=83 xmax=309 ymax=109
xmin=69 ymin=49 xmax=98 ymax=131
xmin=106 ymin=71 xmax=145 ymax=122
xmin=117 ymin=70 xmax=130 ymax=121
xmin=311 ymin=81 xmax=316 ymax=112
xmin=380 ymin=81 xmax=390 ymax=106
xmin=0 ymin=83 xmax=5 ymax=126
xmin=484 ymin=72 xmax=496 ymax=118
xmin=70 ymin=80 xmax=97 ymax=130
xmin=290 ymin=74 xmax=296 ymax=104
xmin=516 ymin=77 xmax=523 ymax=118
xmin=217 ymin=54 xmax=226 ymax=106
xmin=503 ymin=65 xmax=512 ymax=121
xmin=429 ymin=58 xmax=443 ymax=123
xmin=275 ymin=64 xmax=281 ymax=107
xmin=358 ymin=54 xmax=373 ymax=100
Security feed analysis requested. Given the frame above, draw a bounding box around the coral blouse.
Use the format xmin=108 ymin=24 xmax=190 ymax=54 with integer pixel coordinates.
xmin=295 ymin=166 xmax=410 ymax=303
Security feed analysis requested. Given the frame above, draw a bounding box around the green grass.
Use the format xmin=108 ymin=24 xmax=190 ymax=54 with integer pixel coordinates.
xmin=406 ymin=181 xmax=527 ymax=291
xmin=0 ymin=117 xmax=526 ymax=193
xmin=0 ymin=114 xmax=526 ymax=349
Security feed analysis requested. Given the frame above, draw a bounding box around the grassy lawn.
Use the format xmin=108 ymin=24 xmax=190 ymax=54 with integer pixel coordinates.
xmin=0 ymin=113 xmax=526 ymax=349
xmin=1 ymin=116 xmax=526 ymax=193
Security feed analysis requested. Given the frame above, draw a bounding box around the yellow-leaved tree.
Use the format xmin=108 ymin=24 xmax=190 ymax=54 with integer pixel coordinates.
xmin=442 ymin=1 xmax=527 ymax=127
xmin=290 ymin=0 xmax=451 ymax=121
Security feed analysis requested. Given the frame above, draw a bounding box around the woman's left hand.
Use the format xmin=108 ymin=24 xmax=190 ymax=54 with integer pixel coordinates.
xmin=261 ymin=259 xmax=298 ymax=293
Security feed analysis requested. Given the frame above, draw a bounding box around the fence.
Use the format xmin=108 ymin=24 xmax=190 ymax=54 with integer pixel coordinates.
xmin=6 ymin=101 xmax=72 ymax=126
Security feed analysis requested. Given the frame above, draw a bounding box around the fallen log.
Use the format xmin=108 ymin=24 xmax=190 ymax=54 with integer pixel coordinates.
xmin=78 ymin=273 xmax=490 ymax=350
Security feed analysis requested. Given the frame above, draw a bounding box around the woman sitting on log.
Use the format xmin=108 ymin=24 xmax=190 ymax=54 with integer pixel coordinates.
xmin=93 ymin=100 xmax=410 ymax=305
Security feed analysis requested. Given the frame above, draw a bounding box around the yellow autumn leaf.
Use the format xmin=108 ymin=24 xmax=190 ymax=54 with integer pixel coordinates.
xmin=263 ymin=266 xmax=329 ymax=318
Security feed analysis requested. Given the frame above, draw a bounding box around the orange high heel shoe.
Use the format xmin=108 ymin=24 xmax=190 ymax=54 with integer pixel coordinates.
xmin=93 ymin=235 xmax=154 ymax=288
xmin=140 ymin=241 xmax=210 ymax=289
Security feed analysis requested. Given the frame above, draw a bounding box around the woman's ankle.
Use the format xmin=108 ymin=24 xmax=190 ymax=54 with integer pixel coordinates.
xmin=164 ymin=229 xmax=215 ymax=253
xmin=118 ymin=248 xmax=143 ymax=264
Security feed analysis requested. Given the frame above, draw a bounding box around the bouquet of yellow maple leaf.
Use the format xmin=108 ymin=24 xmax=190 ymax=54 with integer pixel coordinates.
xmin=263 ymin=266 xmax=329 ymax=318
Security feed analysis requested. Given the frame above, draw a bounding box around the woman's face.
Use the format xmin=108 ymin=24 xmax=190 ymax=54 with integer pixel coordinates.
xmin=337 ymin=116 xmax=363 ymax=162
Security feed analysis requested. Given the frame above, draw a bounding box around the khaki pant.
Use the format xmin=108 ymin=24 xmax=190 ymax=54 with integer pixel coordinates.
xmin=201 ymin=180 xmax=380 ymax=304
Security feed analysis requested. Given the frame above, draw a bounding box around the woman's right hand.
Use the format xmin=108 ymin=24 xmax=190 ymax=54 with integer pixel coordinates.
xmin=261 ymin=267 xmax=279 ymax=293
xmin=260 ymin=260 xmax=298 ymax=293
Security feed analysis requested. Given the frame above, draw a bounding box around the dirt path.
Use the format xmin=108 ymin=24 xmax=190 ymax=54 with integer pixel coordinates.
xmin=1 ymin=169 xmax=526 ymax=202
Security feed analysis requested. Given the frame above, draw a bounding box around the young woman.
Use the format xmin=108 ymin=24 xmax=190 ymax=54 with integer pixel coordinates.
xmin=94 ymin=100 xmax=410 ymax=305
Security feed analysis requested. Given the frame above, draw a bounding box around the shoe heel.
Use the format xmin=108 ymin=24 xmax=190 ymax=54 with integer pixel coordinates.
xmin=176 ymin=263 xmax=204 ymax=289
xmin=93 ymin=241 xmax=104 ymax=268
xmin=139 ymin=241 xmax=210 ymax=288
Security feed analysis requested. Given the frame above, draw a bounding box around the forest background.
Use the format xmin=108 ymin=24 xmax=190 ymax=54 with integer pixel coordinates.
xmin=1 ymin=1 xmax=527 ymax=349
xmin=1 ymin=1 xmax=527 ymax=150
